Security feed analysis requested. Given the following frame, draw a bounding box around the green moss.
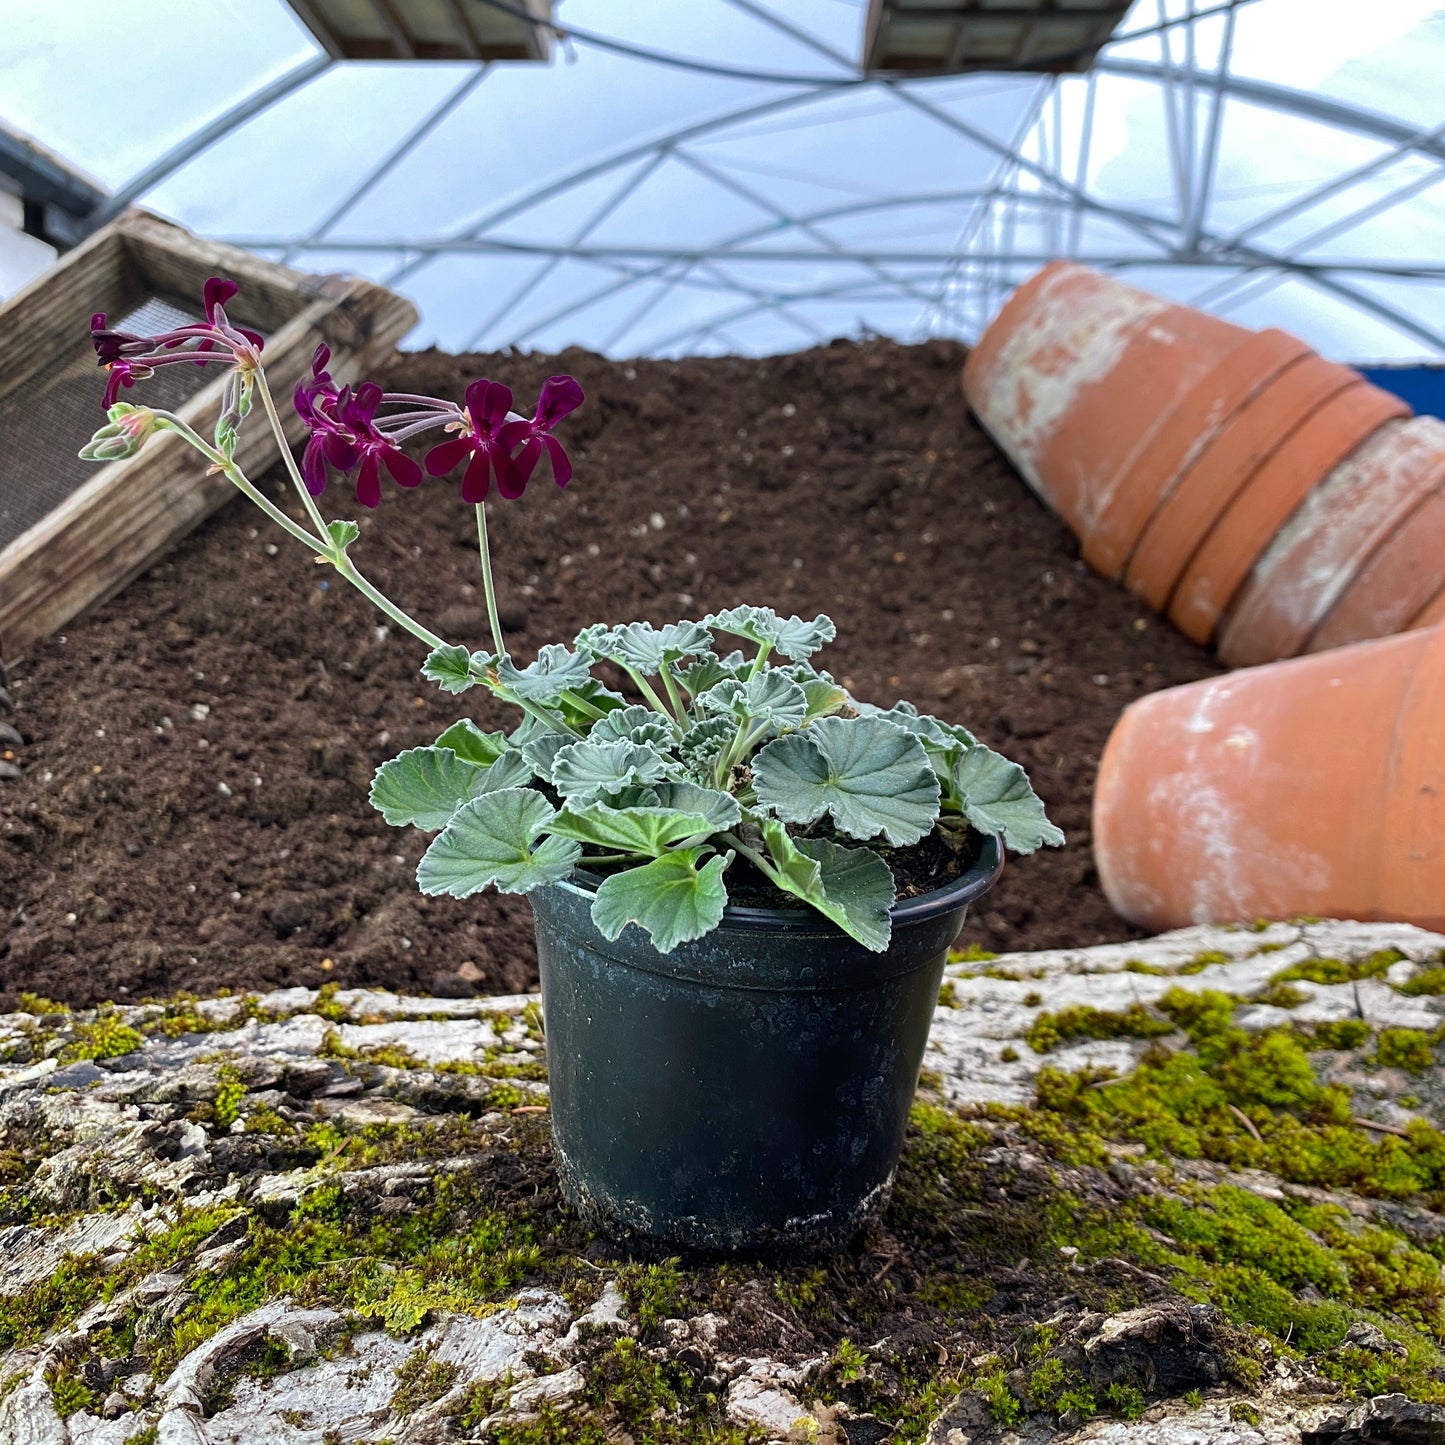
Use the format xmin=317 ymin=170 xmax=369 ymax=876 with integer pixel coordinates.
xmin=122 ymin=1428 xmax=158 ymax=1445
xmin=1398 ymin=965 xmax=1445 ymax=996
xmin=774 ymin=1266 xmax=828 ymax=1315
xmin=830 ymin=1338 xmax=868 ymax=1385
xmin=1305 ymin=1019 xmax=1371 ymax=1051
xmin=488 ymin=1404 xmax=608 ymax=1445
xmin=936 ymin=982 xmax=958 ymax=1009
xmin=1253 ymin=982 xmax=1310 ymax=1009
xmin=1123 ymin=959 xmax=1168 ymax=976
xmin=1178 ymin=950 xmax=1230 ymax=975
xmin=1375 ymin=1028 xmax=1437 ymax=1074
xmin=18 ymin=992 xmax=68 ymax=1015
xmin=391 ymin=1345 xmax=461 ymax=1414
xmin=58 ymin=1009 xmax=143 ymax=1062
xmin=1057 ymin=1385 xmax=1097 ymax=1419
xmin=1000 ymin=1046 xmax=1020 ymax=1063
xmin=1274 ymin=951 xmax=1401 ymax=987
xmin=949 ymin=944 xmax=997 ymax=963
xmin=1183 ymin=1389 xmax=1203 ymax=1408
xmin=617 ymin=1259 xmax=686 ymax=1334
xmin=1025 ymin=1003 xmax=1176 ymax=1054
xmin=1231 ymin=1402 xmax=1261 ymax=1426
xmin=46 ymin=1363 xmax=93 ymax=1419
xmin=976 ymin=1367 xmax=1022 ymax=1426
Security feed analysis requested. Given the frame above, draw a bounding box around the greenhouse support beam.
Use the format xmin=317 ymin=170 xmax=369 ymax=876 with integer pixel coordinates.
xmin=85 ymin=55 xmax=334 ymax=233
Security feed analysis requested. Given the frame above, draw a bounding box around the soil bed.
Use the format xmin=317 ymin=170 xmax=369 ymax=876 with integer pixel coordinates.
xmin=0 ymin=338 xmax=1220 ymax=1008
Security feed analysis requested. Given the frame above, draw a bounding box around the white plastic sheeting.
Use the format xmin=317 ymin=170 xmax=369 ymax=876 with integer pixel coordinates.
xmin=1 ymin=0 xmax=1441 ymax=359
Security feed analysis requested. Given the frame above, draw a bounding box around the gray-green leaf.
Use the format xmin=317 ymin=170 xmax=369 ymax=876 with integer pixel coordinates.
xmin=588 ymin=704 xmax=674 ymax=749
xmin=421 ymin=644 xmax=477 ymax=695
xmin=949 ymin=745 xmax=1064 ymax=854
xmin=706 ymin=606 xmax=836 ymax=662
xmin=752 ymin=716 xmax=940 ymax=846
xmin=433 ymin=719 xmax=508 ymax=766
xmin=584 ymin=620 xmax=712 ymax=674
xmin=552 ymin=739 xmax=670 ymax=803
xmin=417 ymin=788 xmax=581 ymax=897
xmin=548 ymin=804 xmax=719 ymax=857
xmin=590 ymin=848 xmax=729 ymax=953
xmin=325 ymin=519 xmax=360 ymax=554
xmin=496 ymin=645 xmax=593 ymax=704
xmin=760 ymin=819 xmax=894 ymax=952
xmin=370 ymin=747 xmax=531 ymax=831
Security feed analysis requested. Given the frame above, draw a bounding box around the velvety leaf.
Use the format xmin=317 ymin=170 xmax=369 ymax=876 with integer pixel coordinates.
xmin=649 ymin=781 xmax=741 ymax=830
xmin=421 ymin=643 xmax=477 ymax=695
xmin=433 ymin=719 xmax=508 ymax=766
xmin=521 ymin=732 xmax=573 ymax=781
xmin=585 ymin=620 xmax=713 ymax=675
xmin=370 ymin=747 xmax=529 ymax=831
xmin=760 ymin=819 xmax=893 ymax=952
xmin=588 ymin=704 xmax=674 ymax=749
xmin=548 ymin=804 xmax=719 ymax=857
xmin=707 ymin=606 xmax=836 ymax=662
xmin=695 ymin=673 xmax=807 ymax=732
xmin=416 ymin=787 xmax=580 ymax=897
xmin=950 ymin=745 xmax=1064 ymax=853
xmin=590 ymin=848 xmax=729 ymax=953
xmin=496 ymin=645 xmax=593 ymax=704
xmin=677 ymin=653 xmax=745 ymax=698
xmin=752 ymin=716 xmax=940 ymax=846
xmin=557 ymin=678 xmax=627 ymax=731
xmin=325 ymin=519 xmax=360 ymax=553
xmin=675 ymin=717 xmax=735 ymax=784
xmin=551 ymin=739 xmax=670 ymax=803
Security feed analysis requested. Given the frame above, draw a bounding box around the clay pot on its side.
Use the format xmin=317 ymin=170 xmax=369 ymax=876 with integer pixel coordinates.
xmin=962 ymin=262 xmax=1249 ymax=545
xmin=1166 ymin=379 xmax=1409 ymax=644
xmin=1219 ymin=417 xmax=1445 ymax=667
xmin=1093 ymin=624 xmax=1445 ymax=932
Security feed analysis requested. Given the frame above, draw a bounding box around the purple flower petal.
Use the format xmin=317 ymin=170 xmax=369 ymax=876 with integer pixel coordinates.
xmin=383 ymin=446 xmax=423 ymax=489
xmin=533 ymin=375 xmax=584 ymax=429
xmin=425 ymin=436 xmax=474 ymax=477
xmin=302 ymin=438 xmax=329 ymax=496
xmin=540 ymin=434 xmax=573 ymax=488
xmin=459 ymin=450 xmax=492 ymax=504
xmin=322 ymin=434 xmax=358 ymax=471
xmin=495 ymin=447 xmax=529 ymax=500
xmin=510 ymin=435 xmax=543 ymax=484
xmin=345 ymin=382 xmax=384 ymax=428
xmin=465 ymin=379 xmax=514 ymax=435
xmin=203 ymin=277 xmax=240 ymax=322
xmin=355 ymin=453 xmax=382 ymax=510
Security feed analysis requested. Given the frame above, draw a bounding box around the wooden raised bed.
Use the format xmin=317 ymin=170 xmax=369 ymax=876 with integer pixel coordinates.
xmin=0 ymin=209 xmax=417 ymax=659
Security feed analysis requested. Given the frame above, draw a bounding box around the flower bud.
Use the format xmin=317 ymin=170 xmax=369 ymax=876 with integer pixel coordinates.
xmin=79 ymin=405 xmax=158 ymax=462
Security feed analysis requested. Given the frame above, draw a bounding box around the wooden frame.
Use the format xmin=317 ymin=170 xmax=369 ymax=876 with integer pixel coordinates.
xmin=0 ymin=210 xmax=417 ymax=659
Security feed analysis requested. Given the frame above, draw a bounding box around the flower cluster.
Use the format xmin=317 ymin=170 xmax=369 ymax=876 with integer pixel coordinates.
xmin=293 ymin=345 xmax=583 ymax=510
xmin=90 ymin=278 xmax=264 ymax=408
xmin=88 ymin=274 xmax=584 ymax=512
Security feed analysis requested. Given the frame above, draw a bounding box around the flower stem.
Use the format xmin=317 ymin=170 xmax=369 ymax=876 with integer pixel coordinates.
xmin=747 ymin=640 xmax=774 ymax=680
xmin=475 ymin=502 xmax=506 ymax=659
xmin=154 ymin=413 xmax=327 ymax=554
xmin=623 ymin=666 xmax=680 ymax=733
xmin=255 ymin=371 xmax=332 ymax=543
xmin=718 ymin=831 xmax=786 ymax=890
xmin=559 ymin=689 xmax=608 ymax=721
xmin=332 ymin=556 xmax=446 ymax=651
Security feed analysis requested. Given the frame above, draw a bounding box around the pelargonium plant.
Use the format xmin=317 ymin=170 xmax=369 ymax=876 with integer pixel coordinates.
xmin=83 ymin=277 xmax=1061 ymax=955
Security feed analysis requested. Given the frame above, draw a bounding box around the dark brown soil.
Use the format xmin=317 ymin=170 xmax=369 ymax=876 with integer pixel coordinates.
xmin=0 ymin=338 xmax=1221 ymax=1008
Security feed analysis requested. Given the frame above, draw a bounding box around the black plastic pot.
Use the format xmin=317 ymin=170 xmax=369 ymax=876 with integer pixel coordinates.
xmin=530 ymin=832 xmax=1004 ymax=1253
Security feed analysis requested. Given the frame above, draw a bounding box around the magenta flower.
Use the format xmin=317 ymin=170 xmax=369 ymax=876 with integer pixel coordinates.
xmin=294 ymin=344 xmax=359 ymax=496
xmin=339 ymin=381 xmax=424 ymax=510
xmin=498 ymin=375 xmax=585 ymax=489
xmin=423 ymin=378 xmax=526 ymax=502
xmin=89 ymin=275 xmax=263 ymax=410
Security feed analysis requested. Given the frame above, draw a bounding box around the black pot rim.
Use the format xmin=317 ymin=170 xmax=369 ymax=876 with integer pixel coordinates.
xmin=567 ymin=828 xmax=1004 ymax=936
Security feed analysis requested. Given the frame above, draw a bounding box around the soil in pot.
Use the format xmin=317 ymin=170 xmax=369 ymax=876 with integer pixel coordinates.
xmin=0 ymin=338 xmax=1221 ymax=1008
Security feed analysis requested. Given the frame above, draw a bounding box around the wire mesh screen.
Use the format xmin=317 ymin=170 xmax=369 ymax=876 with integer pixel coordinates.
xmin=0 ymin=296 xmax=235 ymax=553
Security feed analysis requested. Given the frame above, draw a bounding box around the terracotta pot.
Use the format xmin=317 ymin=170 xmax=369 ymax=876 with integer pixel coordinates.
xmin=1219 ymin=417 xmax=1445 ymax=667
xmin=1093 ymin=625 xmax=1445 ymax=931
xmin=1411 ymin=584 xmax=1445 ymax=631
xmin=1168 ymin=381 xmax=1410 ymax=644
xmin=962 ymin=262 xmax=1247 ymax=541
xmin=1307 ymin=469 xmax=1445 ymax=653
xmin=1122 ymin=354 xmax=1362 ymax=613
xmin=1082 ymin=328 xmax=1312 ymax=581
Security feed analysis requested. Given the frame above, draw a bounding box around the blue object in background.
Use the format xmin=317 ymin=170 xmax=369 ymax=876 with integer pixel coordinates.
xmin=1360 ymin=366 xmax=1445 ymax=420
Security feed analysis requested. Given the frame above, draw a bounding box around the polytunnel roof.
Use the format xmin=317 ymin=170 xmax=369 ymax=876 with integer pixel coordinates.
xmin=2 ymin=0 xmax=1443 ymax=360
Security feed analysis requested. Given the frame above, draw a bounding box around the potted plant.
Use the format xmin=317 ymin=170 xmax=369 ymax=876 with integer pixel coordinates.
xmin=82 ymin=278 xmax=1062 ymax=1251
